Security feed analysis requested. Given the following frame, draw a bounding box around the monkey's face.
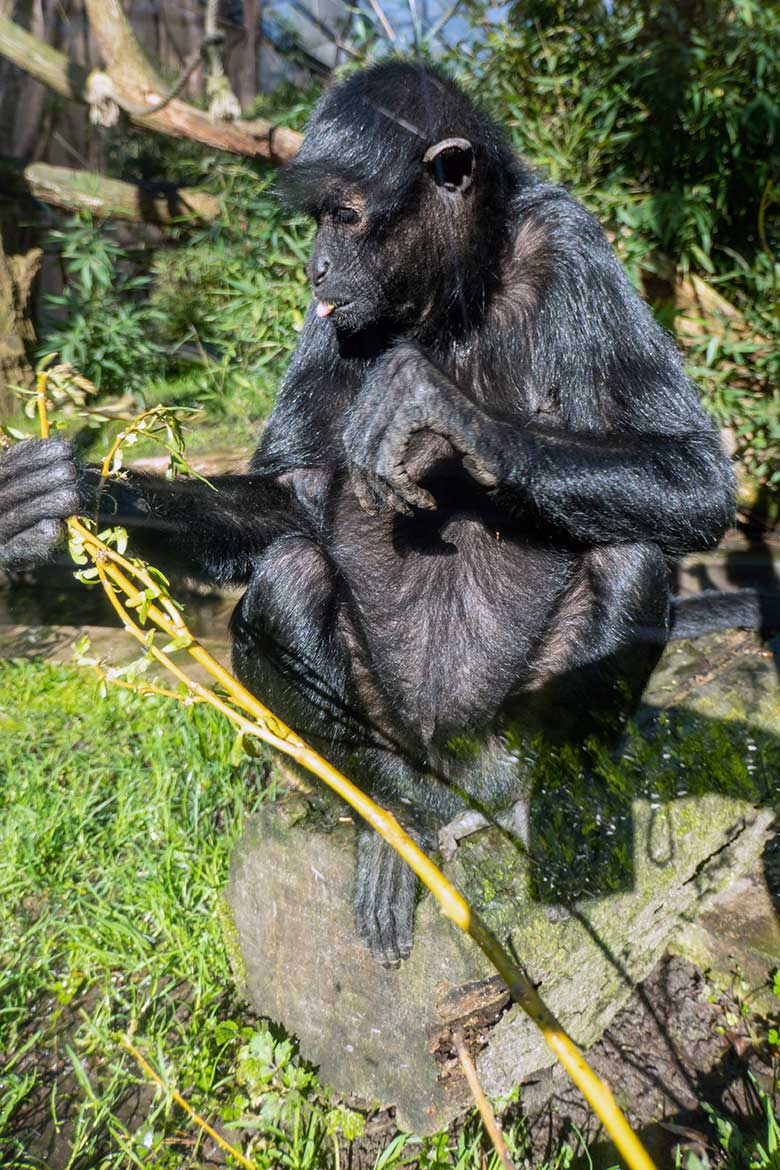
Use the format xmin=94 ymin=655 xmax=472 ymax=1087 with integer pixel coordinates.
xmin=279 ymin=61 xmax=517 ymax=335
xmin=304 ymin=138 xmax=478 ymax=336
xmin=305 ymin=193 xmax=387 ymax=334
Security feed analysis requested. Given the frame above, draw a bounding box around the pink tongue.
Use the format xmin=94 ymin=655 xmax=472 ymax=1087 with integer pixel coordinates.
xmin=316 ymin=301 xmax=335 ymax=318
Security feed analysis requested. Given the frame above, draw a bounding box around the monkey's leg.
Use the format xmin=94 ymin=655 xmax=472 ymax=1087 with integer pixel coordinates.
xmin=232 ymin=534 xmax=427 ymax=966
xmin=523 ymin=541 xmax=671 ymax=740
xmin=351 ymin=756 xmax=442 ymax=966
xmin=354 ymin=828 xmax=423 ymax=967
xmin=231 ymin=534 xmax=357 ymax=752
xmin=512 ymin=542 xmax=671 ymax=900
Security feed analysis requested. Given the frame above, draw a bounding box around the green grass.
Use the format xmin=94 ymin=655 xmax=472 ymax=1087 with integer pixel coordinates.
xmin=0 ymin=660 xmax=579 ymax=1170
xmin=8 ymin=657 xmax=780 ymax=1169
xmin=0 ymin=659 xmax=273 ymax=1168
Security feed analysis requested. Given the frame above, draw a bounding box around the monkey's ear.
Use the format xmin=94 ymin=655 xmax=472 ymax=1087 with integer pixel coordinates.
xmin=423 ymin=138 xmax=474 ymax=193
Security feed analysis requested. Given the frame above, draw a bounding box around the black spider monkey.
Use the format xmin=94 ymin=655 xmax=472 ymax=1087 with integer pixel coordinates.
xmin=0 ymin=62 xmax=741 ymax=965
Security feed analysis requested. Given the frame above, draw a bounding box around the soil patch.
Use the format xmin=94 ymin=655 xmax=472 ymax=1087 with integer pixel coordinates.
xmin=518 ymin=953 xmax=770 ymax=1168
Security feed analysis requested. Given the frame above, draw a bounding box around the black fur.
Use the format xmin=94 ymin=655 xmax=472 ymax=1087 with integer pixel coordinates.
xmin=0 ymin=62 xmax=741 ymax=965
xmin=671 ymin=589 xmax=780 ymax=639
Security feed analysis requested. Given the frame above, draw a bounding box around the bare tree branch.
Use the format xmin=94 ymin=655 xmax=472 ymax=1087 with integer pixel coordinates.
xmin=0 ymin=11 xmax=89 ymax=102
xmin=427 ymin=0 xmax=464 ymax=44
xmin=366 ymin=0 xmax=397 ymax=42
xmin=453 ymin=1030 xmax=516 ymax=1170
xmin=0 ymin=12 xmax=302 ymax=162
xmin=82 ymin=0 xmax=161 ymax=94
xmin=289 ymin=0 xmax=363 ymax=61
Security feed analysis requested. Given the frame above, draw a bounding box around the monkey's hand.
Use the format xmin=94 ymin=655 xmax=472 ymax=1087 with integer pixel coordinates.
xmin=343 ymin=340 xmax=501 ymax=515
xmin=0 ymin=440 xmax=81 ymax=569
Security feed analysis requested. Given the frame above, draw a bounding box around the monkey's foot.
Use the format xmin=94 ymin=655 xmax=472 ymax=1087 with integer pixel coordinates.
xmin=438 ymin=809 xmax=491 ymax=859
xmin=354 ymin=830 xmax=418 ymax=967
xmin=438 ymin=799 xmax=531 ymax=859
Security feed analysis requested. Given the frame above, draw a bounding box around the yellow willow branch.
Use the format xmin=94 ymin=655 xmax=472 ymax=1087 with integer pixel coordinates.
xmin=34 ymin=374 xmax=658 ymax=1170
xmin=36 ymin=370 xmax=51 ymax=439
xmin=453 ymin=1029 xmax=516 ymax=1170
xmin=91 ymin=663 xmax=200 ymax=704
xmin=122 ymin=1036 xmax=256 ymax=1170
xmin=99 ymin=407 xmax=164 ymax=480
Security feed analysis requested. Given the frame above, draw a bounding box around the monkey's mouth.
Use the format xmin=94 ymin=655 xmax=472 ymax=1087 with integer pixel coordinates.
xmin=316 ymin=299 xmax=353 ymax=319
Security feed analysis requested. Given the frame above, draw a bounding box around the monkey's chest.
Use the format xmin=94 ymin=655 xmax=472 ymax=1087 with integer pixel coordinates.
xmin=331 ymin=501 xmax=571 ymax=745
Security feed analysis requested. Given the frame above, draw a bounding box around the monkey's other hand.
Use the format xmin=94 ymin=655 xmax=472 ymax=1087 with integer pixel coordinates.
xmin=343 ymin=340 xmax=503 ymax=516
xmin=0 ymin=440 xmax=80 ymax=570
xmin=354 ymin=829 xmax=418 ymax=967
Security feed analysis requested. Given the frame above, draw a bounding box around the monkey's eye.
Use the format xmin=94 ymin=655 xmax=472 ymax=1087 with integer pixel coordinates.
xmin=333 ymin=207 xmax=360 ymax=225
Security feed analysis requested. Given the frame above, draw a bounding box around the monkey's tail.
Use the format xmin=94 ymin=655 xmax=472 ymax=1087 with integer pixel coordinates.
xmin=670 ymin=588 xmax=780 ymax=640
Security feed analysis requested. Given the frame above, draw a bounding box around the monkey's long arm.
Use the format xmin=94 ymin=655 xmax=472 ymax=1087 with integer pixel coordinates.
xmin=78 ymin=468 xmax=304 ymax=586
xmin=0 ymin=437 xmax=310 ymax=584
xmin=343 ymin=340 xmax=734 ymax=558
xmin=490 ymin=193 xmax=736 ymax=553
xmin=491 ymin=422 xmax=734 ymax=555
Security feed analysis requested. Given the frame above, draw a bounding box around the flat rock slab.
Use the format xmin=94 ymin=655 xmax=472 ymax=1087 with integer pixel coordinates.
xmin=226 ymin=631 xmax=780 ymax=1134
xmin=673 ymin=855 xmax=780 ymax=1013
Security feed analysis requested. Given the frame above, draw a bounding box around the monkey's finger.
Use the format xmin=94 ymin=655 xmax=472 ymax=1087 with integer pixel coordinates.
xmin=369 ymin=892 xmax=402 ymax=966
xmin=352 ymin=463 xmax=419 ymax=517
xmin=356 ymin=840 xmax=395 ymax=962
xmin=384 ymin=464 xmax=437 ymax=513
xmin=375 ymin=885 xmax=401 ymax=966
xmin=355 ymin=876 xmax=393 ymax=964
xmin=370 ymin=850 xmax=410 ymax=966
xmin=379 ymin=479 xmax=416 ymax=517
xmin=461 ymin=454 xmax=499 ymax=487
xmin=351 ymin=467 xmax=382 ymax=514
xmin=422 ymin=420 xmax=499 ymax=487
xmin=377 ymin=435 xmax=437 ymax=512
xmin=0 ymin=439 xmax=73 ymax=482
xmin=0 ymin=518 xmax=65 ymax=570
xmin=376 ymin=910 xmax=403 ymax=967
xmin=351 ymin=467 xmax=406 ymax=516
xmin=0 ymin=457 xmax=78 ymax=511
xmin=1 ymin=484 xmax=80 ymax=541
xmin=386 ymin=864 xmax=414 ymax=962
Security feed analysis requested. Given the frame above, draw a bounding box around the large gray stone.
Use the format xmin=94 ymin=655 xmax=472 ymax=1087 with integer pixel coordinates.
xmin=225 ymin=631 xmax=780 ymax=1134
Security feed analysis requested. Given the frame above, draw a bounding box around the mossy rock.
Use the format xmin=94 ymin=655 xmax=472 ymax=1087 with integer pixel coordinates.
xmin=225 ymin=631 xmax=780 ymax=1134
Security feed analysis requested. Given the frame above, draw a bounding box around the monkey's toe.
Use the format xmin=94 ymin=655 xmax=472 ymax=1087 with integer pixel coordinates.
xmin=356 ymin=894 xmax=414 ymax=968
xmin=355 ymin=829 xmax=418 ymax=966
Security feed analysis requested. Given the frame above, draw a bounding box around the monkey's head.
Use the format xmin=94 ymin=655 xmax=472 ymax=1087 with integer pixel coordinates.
xmin=278 ymin=62 xmax=522 ymax=336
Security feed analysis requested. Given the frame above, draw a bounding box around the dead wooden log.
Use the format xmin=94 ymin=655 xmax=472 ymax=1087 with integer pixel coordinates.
xmin=0 ymin=231 xmax=41 ymax=417
xmin=0 ymin=158 xmax=220 ymax=224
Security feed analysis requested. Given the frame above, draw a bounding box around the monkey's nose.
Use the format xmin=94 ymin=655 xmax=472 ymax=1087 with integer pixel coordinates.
xmin=313 ymin=258 xmax=331 ymax=286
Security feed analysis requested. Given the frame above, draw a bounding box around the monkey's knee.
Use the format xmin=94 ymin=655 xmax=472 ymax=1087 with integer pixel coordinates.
xmin=232 ymin=534 xmax=337 ymax=658
xmin=586 ymin=542 xmax=671 ymax=649
xmin=524 ymin=542 xmax=671 ymax=738
xmin=231 ymin=535 xmax=349 ymax=728
xmin=245 ymin=535 xmax=334 ymax=621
